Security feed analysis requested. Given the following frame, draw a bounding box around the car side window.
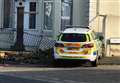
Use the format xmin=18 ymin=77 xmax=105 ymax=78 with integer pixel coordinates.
xmin=91 ymin=31 xmax=96 ymax=40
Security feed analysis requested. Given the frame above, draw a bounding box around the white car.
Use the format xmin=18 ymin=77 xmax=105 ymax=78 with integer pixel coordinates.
xmin=52 ymin=27 xmax=103 ymax=67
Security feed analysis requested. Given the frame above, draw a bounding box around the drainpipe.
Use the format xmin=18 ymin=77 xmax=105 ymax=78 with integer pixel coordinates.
xmin=0 ymin=0 xmax=4 ymax=28
xmin=99 ymin=15 xmax=107 ymax=52
xmin=96 ymin=0 xmax=108 ymax=55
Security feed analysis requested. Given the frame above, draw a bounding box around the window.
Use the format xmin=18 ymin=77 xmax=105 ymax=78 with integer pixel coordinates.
xmin=3 ymin=0 xmax=11 ymax=28
xmin=44 ymin=0 xmax=53 ymax=30
xmin=61 ymin=0 xmax=73 ymax=30
xmin=60 ymin=33 xmax=87 ymax=42
xmin=29 ymin=2 xmax=36 ymax=29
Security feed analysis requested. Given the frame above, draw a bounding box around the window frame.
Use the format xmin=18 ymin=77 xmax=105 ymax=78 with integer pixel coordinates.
xmin=61 ymin=0 xmax=73 ymax=30
xmin=29 ymin=2 xmax=37 ymax=29
xmin=44 ymin=0 xmax=54 ymax=30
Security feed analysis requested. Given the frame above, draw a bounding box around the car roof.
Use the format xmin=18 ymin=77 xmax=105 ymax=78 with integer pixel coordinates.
xmin=62 ymin=28 xmax=91 ymax=34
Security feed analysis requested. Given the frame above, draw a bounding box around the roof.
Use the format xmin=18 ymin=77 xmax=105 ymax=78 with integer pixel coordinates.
xmin=62 ymin=28 xmax=91 ymax=34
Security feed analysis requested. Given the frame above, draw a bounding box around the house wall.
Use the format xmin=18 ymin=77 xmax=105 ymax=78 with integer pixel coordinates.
xmin=90 ymin=0 xmax=120 ymax=56
xmin=53 ymin=0 xmax=61 ymax=39
xmin=73 ymin=0 xmax=89 ymax=26
xmin=8 ymin=0 xmax=120 ymax=55
xmin=89 ymin=0 xmax=99 ymax=31
xmin=24 ymin=0 xmax=58 ymax=50
xmin=36 ymin=0 xmax=43 ymax=30
xmin=0 ymin=0 xmax=90 ymax=51
xmin=99 ymin=0 xmax=120 ymax=38
xmin=0 ymin=0 xmax=14 ymax=50
xmin=100 ymin=0 xmax=120 ymax=56
xmin=0 ymin=29 xmax=14 ymax=50
xmin=0 ymin=0 xmax=4 ymax=28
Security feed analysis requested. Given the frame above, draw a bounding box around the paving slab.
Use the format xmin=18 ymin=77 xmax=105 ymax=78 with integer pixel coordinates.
xmin=99 ymin=56 xmax=120 ymax=65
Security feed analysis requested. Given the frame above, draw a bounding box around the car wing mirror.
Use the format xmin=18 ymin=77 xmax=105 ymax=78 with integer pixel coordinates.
xmin=98 ymin=35 xmax=104 ymax=41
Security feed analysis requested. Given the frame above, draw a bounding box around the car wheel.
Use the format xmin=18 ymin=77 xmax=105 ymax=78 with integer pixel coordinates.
xmin=91 ymin=58 xmax=98 ymax=67
xmin=83 ymin=61 xmax=92 ymax=67
xmin=52 ymin=59 xmax=62 ymax=67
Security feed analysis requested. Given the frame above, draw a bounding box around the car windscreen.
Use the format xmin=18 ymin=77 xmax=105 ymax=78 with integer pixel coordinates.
xmin=60 ymin=33 xmax=87 ymax=42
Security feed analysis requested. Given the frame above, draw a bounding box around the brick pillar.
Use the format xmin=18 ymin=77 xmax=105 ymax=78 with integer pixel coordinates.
xmin=12 ymin=6 xmax=25 ymax=51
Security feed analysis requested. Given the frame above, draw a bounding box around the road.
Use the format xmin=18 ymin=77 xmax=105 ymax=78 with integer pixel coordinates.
xmin=0 ymin=75 xmax=48 ymax=83
xmin=0 ymin=65 xmax=120 ymax=83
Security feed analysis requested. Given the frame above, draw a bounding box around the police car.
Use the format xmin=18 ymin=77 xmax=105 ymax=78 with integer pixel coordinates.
xmin=52 ymin=26 xmax=103 ymax=67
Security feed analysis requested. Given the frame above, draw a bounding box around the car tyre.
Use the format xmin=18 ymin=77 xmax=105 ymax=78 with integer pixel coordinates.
xmin=91 ymin=58 xmax=98 ymax=67
xmin=52 ymin=59 xmax=62 ymax=67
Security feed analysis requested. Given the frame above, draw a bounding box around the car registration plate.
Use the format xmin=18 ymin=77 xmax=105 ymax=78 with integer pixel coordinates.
xmin=67 ymin=47 xmax=79 ymax=50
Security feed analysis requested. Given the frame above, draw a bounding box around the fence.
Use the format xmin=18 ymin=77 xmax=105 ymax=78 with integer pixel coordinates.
xmin=0 ymin=28 xmax=56 ymax=51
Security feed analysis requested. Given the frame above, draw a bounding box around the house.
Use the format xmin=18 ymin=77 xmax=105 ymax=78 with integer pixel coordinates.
xmin=89 ymin=0 xmax=120 ymax=56
xmin=0 ymin=0 xmax=119 ymax=56
xmin=0 ymin=0 xmax=89 ymax=51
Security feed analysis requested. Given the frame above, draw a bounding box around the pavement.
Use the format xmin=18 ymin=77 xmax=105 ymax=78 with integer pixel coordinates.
xmin=99 ymin=56 xmax=120 ymax=65
xmin=0 ymin=56 xmax=120 ymax=67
